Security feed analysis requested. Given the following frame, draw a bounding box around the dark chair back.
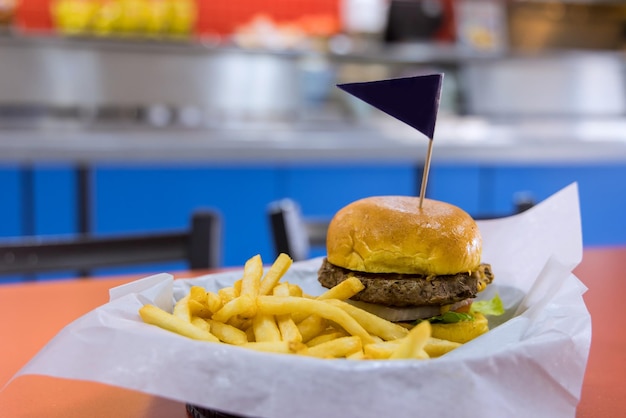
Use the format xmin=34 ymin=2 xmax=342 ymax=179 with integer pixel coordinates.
xmin=0 ymin=210 xmax=221 ymax=277
xmin=268 ymin=199 xmax=328 ymax=262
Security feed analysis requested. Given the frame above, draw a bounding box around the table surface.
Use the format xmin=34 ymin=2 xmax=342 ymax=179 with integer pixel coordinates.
xmin=0 ymin=246 xmax=624 ymax=417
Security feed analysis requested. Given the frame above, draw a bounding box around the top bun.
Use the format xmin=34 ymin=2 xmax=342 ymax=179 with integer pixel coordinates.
xmin=326 ymin=196 xmax=482 ymax=276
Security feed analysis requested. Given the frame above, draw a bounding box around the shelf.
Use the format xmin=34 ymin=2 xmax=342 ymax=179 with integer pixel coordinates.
xmin=0 ymin=32 xmax=505 ymax=64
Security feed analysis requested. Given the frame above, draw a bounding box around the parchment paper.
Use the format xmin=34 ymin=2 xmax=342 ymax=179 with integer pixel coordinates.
xmin=13 ymin=183 xmax=590 ymax=418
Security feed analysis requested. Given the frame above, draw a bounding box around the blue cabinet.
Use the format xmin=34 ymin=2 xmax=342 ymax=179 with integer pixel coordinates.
xmin=428 ymin=164 xmax=483 ymax=215
xmin=277 ymin=163 xmax=418 ymax=216
xmin=0 ymin=165 xmax=22 ymax=238
xmin=488 ymin=163 xmax=626 ymax=246
xmin=93 ymin=163 xmax=418 ymax=265
xmin=93 ymin=164 xmax=281 ymax=266
xmin=0 ymin=164 xmax=78 ymax=238
xmin=32 ymin=165 xmax=79 ymax=235
xmin=429 ymin=163 xmax=626 ymax=246
xmin=2 ymin=160 xmax=625 ymax=282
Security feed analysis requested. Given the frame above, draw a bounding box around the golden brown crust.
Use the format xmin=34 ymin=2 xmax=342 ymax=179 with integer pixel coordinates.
xmin=326 ymin=196 xmax=482 ymax=275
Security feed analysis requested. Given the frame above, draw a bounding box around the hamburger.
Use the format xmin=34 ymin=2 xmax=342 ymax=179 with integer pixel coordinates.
xmin=317 ymin=196 xmax=495 ymax=343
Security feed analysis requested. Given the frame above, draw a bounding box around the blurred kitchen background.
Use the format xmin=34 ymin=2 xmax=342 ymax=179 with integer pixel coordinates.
xmin=2 ymin=0 xmax=626 ymax=280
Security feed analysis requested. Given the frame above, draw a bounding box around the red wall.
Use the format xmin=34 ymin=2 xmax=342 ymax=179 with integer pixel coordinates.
xmin=14 ymin=0 xmax=341 ymax=36
xmin=14 ymin=0 xmax=53 ymax=33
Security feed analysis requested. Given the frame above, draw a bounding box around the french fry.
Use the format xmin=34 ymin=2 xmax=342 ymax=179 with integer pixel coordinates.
xmin=317 ymin=277 xmax=365 ymax=301
xmin=245 ymin=323 xmax=256 ymax=342
xmin=218 ymin=286 xmax=238 ymax=304
xmin=188 ymin=286 xmax=211 ymax=318
xmin=389 ymin=321 xmax=431 ymax=360
xmin=273 ymin=282 xmax=303 ymax=342
xmin=188 ymin=299 xmax=209 ymax=318
xmin=362 ymin=334 xmax=459 ymax=358
xmin=207 ymin=319 xmax=248 ymax=345
xmin=346 ymin=350 xmax=367 ymax=360
xmin=139 ymin=304 xmax=219 ymax=342
xmin=424 ymin=337 xmax=462 ymax=358
xmin=363 ymin=340 xmax=400 ymax=360
xmin=292 ymin=276 xmax=365 ymax=323
xmin=277 ymin=314 xmax=302 ymax=342
xmin=188 ymin=300 xmax=212 ymax=319
xmin=306 ymin=330 xmax=347 ymax=347
xmin=138 ymin=253 xmax=464 ymax=361
xmin=173 ymin=294 xmax=191 ymax=322
xmin=191 ymin=317 xmax=211 ymax=332
xmin=225 ymin=315 xmax=243 ymax=328
xmin=238 ymin=318 xmax=253 ymax=331
xmin=257 ymin=296 xmax=376 ymax=345
xmin=287 ymin=283 xmax=303 ymax=297
xmin=305 ymin=336 xmax=362 ymax=358
xmin=272 ymin=282 xmax=290 ymax=297
xmin=212 ymin=294 xmax=256 ymax=323
xmin=233 ymin=279 xmax=242 ymax=295
xmin=252 ymin=313 xmax=282 ymax=342
xmin=190 ymin=286 xmax=208 ymax=304
xmin=259 ymin=253 xmax=293 ymax=295
xmin=242 ymin=341 xmax=306 ymax=354
xmin=241 ymin=254 xmax=263 ymax=299
xmin=206 ymin=291 xmax=223 ymax=314
xmin=219 ymin=255 xmax=264 ymax=322
xmin=296 ymin=314 xmax=328 ymax=343
xmin=323 ymin=299 xmax=409 ymax=341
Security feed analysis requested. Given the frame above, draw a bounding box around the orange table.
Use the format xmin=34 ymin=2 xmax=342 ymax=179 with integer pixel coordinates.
xmin=1 ymin=247 xmax=624 ymax=417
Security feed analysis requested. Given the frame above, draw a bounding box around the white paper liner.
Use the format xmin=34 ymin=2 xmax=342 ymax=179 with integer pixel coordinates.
xmin=11 ymin=183 xmax=590 ymax=418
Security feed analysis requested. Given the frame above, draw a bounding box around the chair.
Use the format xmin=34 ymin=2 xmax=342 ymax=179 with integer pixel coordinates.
xmin=0 ymin=210 xmax=221 ymax=277
xmin=268 ymin=199 xmax=328 ymax=262
xmin=267 ymin=196 xmax=535 ymax=262
xmin=473 ymin=194 xmax=536 ymax=220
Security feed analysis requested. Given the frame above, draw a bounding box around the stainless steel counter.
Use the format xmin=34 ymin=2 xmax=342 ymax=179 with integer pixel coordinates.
xmin=2 ymin=34 xmax=626 ymax=166
xmin=1 ymin=117 xmax=626 ymax=165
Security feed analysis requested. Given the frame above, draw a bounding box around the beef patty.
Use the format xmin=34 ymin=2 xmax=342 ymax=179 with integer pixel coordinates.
xmin=318 ymin=258 xmax=494 ymax=307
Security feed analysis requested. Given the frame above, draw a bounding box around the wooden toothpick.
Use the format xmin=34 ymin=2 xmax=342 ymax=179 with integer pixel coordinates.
xmin=418 ymin=139 xmax=434 ymax=209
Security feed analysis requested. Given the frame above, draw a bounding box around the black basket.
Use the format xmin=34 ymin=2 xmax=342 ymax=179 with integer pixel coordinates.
xmin=186 ymin=404 xmax=252 ymax=418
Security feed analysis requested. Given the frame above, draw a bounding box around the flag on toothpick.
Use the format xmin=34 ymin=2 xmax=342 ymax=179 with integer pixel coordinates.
xmin=337 ymin=74 xmax=443 ymax=140
xmin=337 ymin=74 xmax=444 ymax=207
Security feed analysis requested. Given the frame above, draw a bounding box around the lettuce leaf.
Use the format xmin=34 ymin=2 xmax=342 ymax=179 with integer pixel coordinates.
xmin=427 ymin=311 xmax=474 ymax=324
xmin=470 ymin=293 xmax=505 ymax=316
xmin=414 ymin=294 xmax=505 ymax=325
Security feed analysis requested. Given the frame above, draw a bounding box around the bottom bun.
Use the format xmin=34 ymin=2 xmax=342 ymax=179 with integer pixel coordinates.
xmin=430 ymin=312 xmax=489 ymax=344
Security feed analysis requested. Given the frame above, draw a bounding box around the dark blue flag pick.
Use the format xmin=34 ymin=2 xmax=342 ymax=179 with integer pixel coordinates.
xmin=337 ymin=74 xmax=443 ymax=139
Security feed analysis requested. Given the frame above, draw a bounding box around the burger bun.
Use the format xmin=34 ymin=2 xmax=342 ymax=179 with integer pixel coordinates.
xmin=326 ymin=196 xmax=482 ymax=276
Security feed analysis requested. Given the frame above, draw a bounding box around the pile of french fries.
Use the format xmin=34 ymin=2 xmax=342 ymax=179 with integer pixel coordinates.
xmin=139 ymin=253 xmax=461 ymax=360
